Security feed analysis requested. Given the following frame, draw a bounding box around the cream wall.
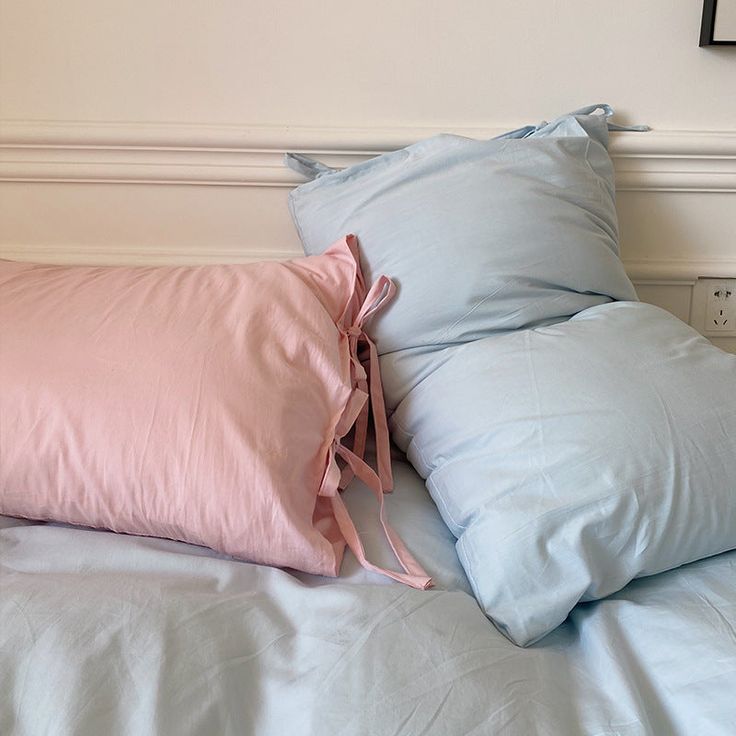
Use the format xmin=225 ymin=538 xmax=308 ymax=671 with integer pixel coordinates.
xmin=0 ymin=0 xmax=734 ymax=129
xmin=0 ymin=1 xmax=735 ymax=351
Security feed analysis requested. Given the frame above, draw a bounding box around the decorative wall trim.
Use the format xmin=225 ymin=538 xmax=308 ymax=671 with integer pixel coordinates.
xmin=0 ymin=243 xmax=301 ymax=266
xmin=1 ymin=242 xmax=734 ymax=283
xmin=623 ymin=259 xmax=736 ymax=282
xmin=2 ymin=120 xmax=736 ymax=192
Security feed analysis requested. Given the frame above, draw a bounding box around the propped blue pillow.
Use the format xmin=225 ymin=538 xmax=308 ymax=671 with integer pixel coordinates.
xmin=285 ymin=106 xmax=736 ymax=650
xmin=390 ymin=303 xmax=736 ymax=646
xmin=287 ymin=105 xmax=640 ymax=409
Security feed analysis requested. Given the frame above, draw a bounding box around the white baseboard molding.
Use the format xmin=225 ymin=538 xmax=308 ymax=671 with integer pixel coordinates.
xmin=2 ymin=120 xmax=736 ymax=192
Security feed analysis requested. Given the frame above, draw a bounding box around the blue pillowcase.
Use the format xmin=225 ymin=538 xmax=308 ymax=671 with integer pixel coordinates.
xmin=287 ymin=105 xmax=639 ymax=411
xmin=285 ymin=107 xmax=736 ymax=647
xmin=390 ymin=302 xmax=736 ymax=645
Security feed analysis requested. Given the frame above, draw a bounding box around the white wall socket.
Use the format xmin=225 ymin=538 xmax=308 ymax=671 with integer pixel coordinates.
xmin=691 ymin=278 xmax=736 ymax=338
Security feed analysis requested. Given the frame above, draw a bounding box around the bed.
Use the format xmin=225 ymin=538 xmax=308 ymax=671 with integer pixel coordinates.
xmin=3 ymin=456 xmax=736 ymax=735
xmin=2 ymin=105 xmax=736 ymax=736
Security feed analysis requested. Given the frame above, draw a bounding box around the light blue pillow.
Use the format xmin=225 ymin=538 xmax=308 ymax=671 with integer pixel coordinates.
xmin=287 ymin=105 xmax=641 ymax=410
xmin=390 ymin=302 xmax=736 ymax=646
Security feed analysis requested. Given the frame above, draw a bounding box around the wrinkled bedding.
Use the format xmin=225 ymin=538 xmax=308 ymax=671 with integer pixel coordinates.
xmin=2 ymin=459 xmax=736 ymax=736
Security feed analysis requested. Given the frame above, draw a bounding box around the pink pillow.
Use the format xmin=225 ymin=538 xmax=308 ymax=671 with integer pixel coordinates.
xmin=0 ymin=236 xmax=431 ymax=588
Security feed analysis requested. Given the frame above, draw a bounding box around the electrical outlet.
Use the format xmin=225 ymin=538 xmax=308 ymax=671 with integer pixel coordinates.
xmin=695 ymin=278 xmax=736 ymax=338
xmin=706 ymin=282 xmax=735 ymax=332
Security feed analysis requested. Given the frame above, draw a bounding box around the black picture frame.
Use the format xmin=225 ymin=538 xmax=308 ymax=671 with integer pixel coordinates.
xmin=700 ymin=0 xmax=736 ymax=45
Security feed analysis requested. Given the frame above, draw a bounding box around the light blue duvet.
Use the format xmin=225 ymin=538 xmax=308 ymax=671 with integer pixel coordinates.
xmin=3 ymin=455 xmax=736 ymax=735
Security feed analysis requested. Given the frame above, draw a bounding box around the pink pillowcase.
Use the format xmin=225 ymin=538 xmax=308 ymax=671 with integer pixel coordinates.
xmin=0 ymin=236 xmax=431 ymax=589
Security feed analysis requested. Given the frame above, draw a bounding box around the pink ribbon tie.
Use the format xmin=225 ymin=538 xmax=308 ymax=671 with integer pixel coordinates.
xmin=320 ymin=267 xmax=432 ymax=591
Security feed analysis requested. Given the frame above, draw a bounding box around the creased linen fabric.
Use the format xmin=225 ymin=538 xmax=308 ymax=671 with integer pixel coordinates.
xmin=390 ymin=303 xmax=736 ymax=644
xmin=286 ymin=107 xmax=736 ymax=646
xmin=287 ymin=105 xmax=639 ymax=412
xmin=0 ymin=236 xmax=429 ymax=587
xmin=3 ymin=505 xmax=736 ymax=735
